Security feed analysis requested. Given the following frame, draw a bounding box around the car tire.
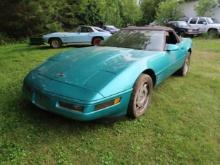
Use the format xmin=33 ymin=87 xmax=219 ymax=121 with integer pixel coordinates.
xmin=92 ymin=37 xmax=103 ymax=46
xmin=176 ymin=52 xmax=191 ymax=76
xmin=208 ymin=29 xmax=218 ymax=38
xmin=49 ymin=38 xmax=62 ymax=48
xmin=127 ymin=74 xmax=153 ymax=119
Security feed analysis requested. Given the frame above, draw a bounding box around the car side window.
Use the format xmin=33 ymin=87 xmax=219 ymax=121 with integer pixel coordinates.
xmin=80 ymin=27 xmax=93 ymax=33
xmin=87 ymin=27 xmax=93 ymax=32
xmin=80 ymin=27 xmax=88 ymax=33
xmin=189 ymin=18 xmax=198 ymax=24
xmin=198 ymin=18 xmax=207 ymax=24
xmin=166 ymin=31 xmax=178 ymax=45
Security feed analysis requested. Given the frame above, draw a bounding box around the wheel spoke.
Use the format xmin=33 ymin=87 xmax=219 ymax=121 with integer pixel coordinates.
xmin=135 ymin=83 xmax=149 ymax=110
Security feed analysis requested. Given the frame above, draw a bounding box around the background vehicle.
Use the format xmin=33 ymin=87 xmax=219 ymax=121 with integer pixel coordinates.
xmin=167 ymin=21 xmax=200 ymax=37
xmin=42 ymin=26 xmax=112 ymax=48
xmin=102 ymin=25 xmax=120 ymax=34
xmin=187 ymin=17 xmax=220 ymax=37
xmin=23 ymin=26 xmax=192 ymax=121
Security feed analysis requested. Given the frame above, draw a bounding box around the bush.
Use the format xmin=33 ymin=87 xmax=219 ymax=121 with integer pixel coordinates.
xmin=0 ymin=33 xmax=15 ymax=45
xmin=196 ymin=0 xmax=218 ymax=16
xmin=156 ymin=0 xmax=183 ymax=24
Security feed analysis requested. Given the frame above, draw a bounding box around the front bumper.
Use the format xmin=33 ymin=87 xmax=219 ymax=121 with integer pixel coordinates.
xmin=185 ymin=31 xmax=201 ymax=36
xmin=23 ymin=84 xmax=132 ymax=121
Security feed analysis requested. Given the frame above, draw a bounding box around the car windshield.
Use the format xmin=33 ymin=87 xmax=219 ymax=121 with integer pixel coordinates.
xmin=207 ymin=18 xmax=219 ymax=24
xmin=178 ymin=21 xmax=188 ymax=26
xmin=106 ymin=25 xmax=117 ymax=30
xmin=102 ymin=30 xmax=165 ymax=51
xmin=93 ymin=27 xmax=106 ymax=32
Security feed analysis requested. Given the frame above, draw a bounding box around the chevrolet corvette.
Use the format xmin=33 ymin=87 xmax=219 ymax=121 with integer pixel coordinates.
xmin=23 ymin=26 xmax=192 ymax=121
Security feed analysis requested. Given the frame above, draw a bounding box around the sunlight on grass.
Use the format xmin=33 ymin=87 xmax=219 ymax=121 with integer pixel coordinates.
xmin=0 ymin=40 xmax=219 ymax=164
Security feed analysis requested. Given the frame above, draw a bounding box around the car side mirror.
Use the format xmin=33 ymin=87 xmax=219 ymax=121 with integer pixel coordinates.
xmin=166 ymin=44 xmax=179 ymax=51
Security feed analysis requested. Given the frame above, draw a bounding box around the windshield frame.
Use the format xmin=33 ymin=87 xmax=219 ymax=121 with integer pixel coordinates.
xmin=101 ymin=29 xmax=166 ymax=51
xmin=93 ymin=27 xmax=107 ymax=32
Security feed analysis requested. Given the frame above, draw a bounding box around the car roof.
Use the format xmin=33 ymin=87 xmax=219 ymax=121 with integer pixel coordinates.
xmin=122 ymin=26 xmax=174 ymax=32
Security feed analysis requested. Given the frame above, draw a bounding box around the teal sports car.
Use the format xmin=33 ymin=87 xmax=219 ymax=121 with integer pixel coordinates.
xmin=23 ymin=26 xmax=192 ymax=121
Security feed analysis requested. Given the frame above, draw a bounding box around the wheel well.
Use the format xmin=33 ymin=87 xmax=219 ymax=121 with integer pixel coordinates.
xmin=92 ymin=36 xmax=104 ymax=41
xmin=142 ymin=69 xmax=156 ymax=86
xmin=208 ymin=28 xmax=218 ymax=32
xmin=48 ymin=37 xmax=62 ymax=44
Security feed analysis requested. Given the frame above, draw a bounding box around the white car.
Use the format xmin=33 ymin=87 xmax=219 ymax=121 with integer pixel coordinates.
xmin=187 ymin=17 xmax=220 ymax=36
xmin=42 ymin=26 xmax=112 ymax=48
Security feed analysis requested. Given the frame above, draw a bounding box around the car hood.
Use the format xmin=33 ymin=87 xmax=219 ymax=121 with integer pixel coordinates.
xmin=35 ymin=47 xmax=156 ymax=95
xmin=179 ymin=25 xmax=198 ymax=30
xmin=43 ymin=32 xmax=75 ymax=37
xmin=209 ymin=23 xmax=220 ymax=28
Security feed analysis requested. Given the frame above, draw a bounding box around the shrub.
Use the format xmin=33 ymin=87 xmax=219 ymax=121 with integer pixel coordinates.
xmin=156 ymin=0 xmax=183 ymax=24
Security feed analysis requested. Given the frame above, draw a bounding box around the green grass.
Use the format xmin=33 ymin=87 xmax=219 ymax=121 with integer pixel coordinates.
xmin=0 ymin=40 xmax=220 ymax=164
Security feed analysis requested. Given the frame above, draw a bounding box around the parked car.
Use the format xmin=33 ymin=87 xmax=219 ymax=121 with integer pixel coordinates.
xmin=102 ymin=25 xmax=120 ymax=34
xmin=23 ymin=26 xmax=192 ymax=121
xmin=167 ymin=21 xmax=200 ymax=37
xmin=40 ymin=26 xmax=112 ymax=48
xmin=179 ymin=17 xmax=190 ymax=22
xmin=187 ymin=17 xmax=220 ymax=37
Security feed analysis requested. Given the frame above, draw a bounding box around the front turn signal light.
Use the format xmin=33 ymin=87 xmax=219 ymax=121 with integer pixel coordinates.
xmin=95 ymin=97 xmax=121 ymax=111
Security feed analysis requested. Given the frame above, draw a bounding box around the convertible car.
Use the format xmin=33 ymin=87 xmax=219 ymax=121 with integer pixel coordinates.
xmin=23 ymin=26 xmax=192 ymax=121
xmin=42 ymin=25 xmax=111 ymax=48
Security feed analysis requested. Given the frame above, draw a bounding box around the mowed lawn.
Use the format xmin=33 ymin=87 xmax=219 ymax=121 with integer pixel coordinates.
xmin=0 ymin=39 xmax=220 ymax=165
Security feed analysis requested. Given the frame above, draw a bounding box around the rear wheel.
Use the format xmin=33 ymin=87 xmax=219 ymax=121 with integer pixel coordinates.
xmin=49 ymin=38 xmax=62 ymax=48
xmin=92 ymin=37 xmax=103 ymax=46
xmin=127 ymin=74 xmax=153 ymax=118
xmin=176 ymin=52 xmax=191 ymax=76
xmin=208 ymin=29 xmax=218 ymax=38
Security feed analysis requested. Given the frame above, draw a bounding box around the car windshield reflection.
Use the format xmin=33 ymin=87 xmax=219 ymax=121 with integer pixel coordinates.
xmin=101 ymin=30 xmax=164 ymax=51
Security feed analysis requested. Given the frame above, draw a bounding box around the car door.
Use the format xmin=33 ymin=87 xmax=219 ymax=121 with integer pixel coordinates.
xmin=64 ymin=27 xmax=92 ymax=43
xmin=188 ymin=17 xmax=199 ymax=29
xmin=76 ymin=26 xmax=93 ymax=43
xmin=197 ymin=18 xmax=208 ymax=33
xmin=164 ymin=31 xmax=186 ymax=75
xmin=147 ymin=31 xmax=185 ymax=84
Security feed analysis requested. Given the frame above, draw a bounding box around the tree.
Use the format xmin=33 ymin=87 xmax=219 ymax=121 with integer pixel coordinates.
xmin=196 ymin=0 xmax=218 ymax=16
xmin=0 ymin=0 xmax=141 ymax=40
xmin=140 ymin=0 xmax=165 ymax=24
xmin=156 ymin=0 xmax=183 ymax=24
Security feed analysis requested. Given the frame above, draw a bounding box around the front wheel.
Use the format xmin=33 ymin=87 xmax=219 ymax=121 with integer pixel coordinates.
xmin=127 ymin=74 xmax=153 ymax=119
xmin=49 ymin=38 xmax=62 ymax=48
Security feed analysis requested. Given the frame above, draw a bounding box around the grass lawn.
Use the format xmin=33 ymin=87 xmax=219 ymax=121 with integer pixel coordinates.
xmin=0 ymin=39 xmax=220 ymax=165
